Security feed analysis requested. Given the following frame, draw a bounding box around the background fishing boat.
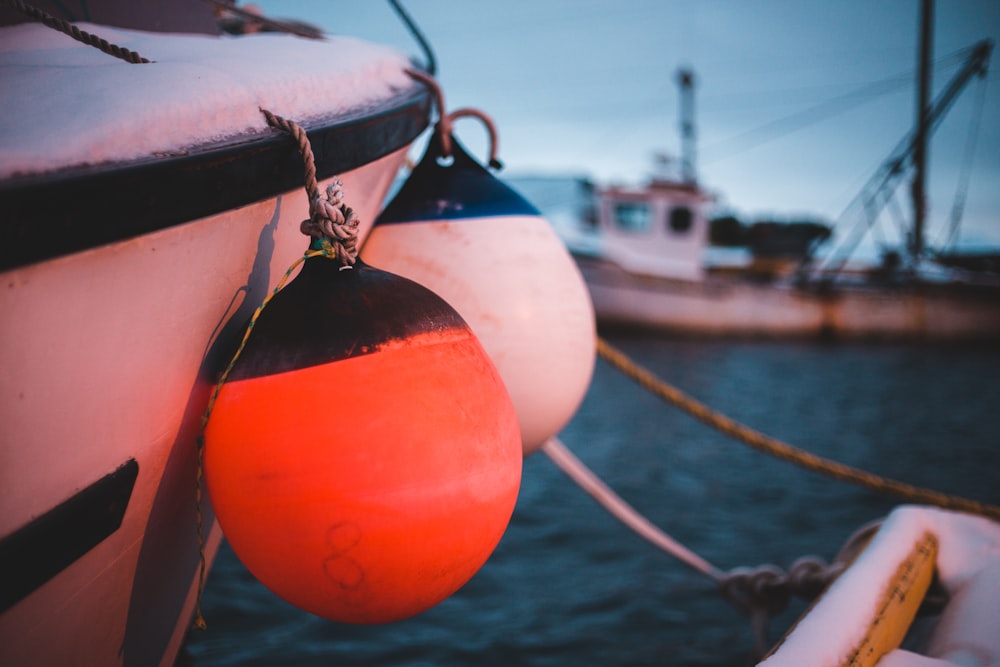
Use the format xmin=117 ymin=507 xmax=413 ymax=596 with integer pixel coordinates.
xmin=515 ymin=4 xmax=999 ymax=340
xmin=0 ymin=2 xmax=431 ymax=665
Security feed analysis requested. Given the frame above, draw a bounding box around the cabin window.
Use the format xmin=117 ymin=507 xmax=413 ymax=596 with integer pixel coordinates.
xmin=613 ymin=202 xmax=651 ymax=233
xmin=668 ymin=206 xmax=694 ymax=234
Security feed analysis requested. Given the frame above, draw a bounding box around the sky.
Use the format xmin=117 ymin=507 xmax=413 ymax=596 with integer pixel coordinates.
xmin=256 ymin=0 xmax=1000 ymax=251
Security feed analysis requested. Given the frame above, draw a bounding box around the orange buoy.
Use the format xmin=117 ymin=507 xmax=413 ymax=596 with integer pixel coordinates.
xmin=363 ymin=131 xmax=596 ymax=455
xmin=204 ymin=254 xmax=522 ymax=624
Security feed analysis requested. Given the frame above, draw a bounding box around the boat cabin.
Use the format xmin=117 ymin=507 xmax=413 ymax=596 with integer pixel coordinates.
xmin=594 ymin=178 xmax=711 ymax=281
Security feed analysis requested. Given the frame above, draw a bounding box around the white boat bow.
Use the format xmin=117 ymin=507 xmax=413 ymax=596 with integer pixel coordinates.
xmin=0 ymin=7 xmax=431 ymax=666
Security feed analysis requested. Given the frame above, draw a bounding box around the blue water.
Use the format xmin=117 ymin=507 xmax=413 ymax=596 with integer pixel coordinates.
xmin=183 ymin=335 xmax=1000 ymax=666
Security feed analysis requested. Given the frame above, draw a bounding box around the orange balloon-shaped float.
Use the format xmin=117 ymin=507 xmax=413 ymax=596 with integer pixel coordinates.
xmin=204 ymin=253 xmax=522 ymax=624
xmin=364 ymin=132 xmax=596 ymax=456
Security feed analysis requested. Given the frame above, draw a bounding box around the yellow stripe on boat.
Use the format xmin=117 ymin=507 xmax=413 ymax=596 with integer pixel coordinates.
xmin=842 ymin=531 xmax=937 ymax=667
xmin=758 ymin=508 xmax=963 ymax=667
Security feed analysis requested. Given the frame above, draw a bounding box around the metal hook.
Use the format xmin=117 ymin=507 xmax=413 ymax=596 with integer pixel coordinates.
xmin=446 ymin=108 xmax=502 ymax=170
xmin=404 ymin=69 xmax=502 ymax=170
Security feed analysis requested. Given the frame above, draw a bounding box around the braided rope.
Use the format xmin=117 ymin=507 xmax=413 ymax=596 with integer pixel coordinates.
xmin=259 ymin=108 xmax=360 ymax=266
xmin=721 ymin=556 xmax=846 ymax=658
xmin=721 ymin=557 xmax=842 ymax=617
xmin=405 ymin=68 xmax=451 ymax=153
xmin=543 ymin=437 xmax=858 ymax=594
xmin=597 ymin=336 xmax=1000 ymax=522
xmin=554 ymin=341 xmax=967 ymax=653
xmin=5 ymin=0 xmax=151 ymax=64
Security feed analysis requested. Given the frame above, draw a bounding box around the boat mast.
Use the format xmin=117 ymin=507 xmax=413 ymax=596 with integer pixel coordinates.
xmin=911 ymin=0 xmax=933 ymax=263
xmin=676 ymin=67 xmax=697 ymax=184
xmin=818 ymin=35 xmax=991 ymax=278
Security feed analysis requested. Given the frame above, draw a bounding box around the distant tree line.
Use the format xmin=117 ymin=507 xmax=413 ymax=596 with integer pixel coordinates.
xmin=709 ymin=215 xmax=832 ymax=258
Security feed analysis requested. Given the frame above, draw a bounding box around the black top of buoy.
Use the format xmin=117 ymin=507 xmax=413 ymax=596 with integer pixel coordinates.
xmin=227 ymin=258 xmax=470 ymax=380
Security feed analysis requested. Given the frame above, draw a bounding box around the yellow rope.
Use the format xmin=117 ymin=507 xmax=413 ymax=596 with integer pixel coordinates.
xmin=192 ymin=106 xmax=356 ymax=629
xmin=192 ymin=245 xmax=334 ymax=629
xmin=193 ymin=105 xmax=354 ymax=630
xmin=596 ymin=337 xmax=1000 ymax=523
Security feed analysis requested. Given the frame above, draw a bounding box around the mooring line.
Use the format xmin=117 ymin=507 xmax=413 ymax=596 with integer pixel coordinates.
xmin=596 ymin=336 xmax=1000 ymax=522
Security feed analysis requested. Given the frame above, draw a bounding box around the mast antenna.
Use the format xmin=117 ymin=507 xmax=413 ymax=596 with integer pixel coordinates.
xmin=676 ymin=67 xmax=697 ymax=184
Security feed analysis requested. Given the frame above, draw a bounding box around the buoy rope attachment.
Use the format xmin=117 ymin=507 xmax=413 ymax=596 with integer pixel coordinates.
xmin=192 ymin=250 xmax=319 ymax=630
xmin=259 ymin=108 xmax=360 ymax=267
xmin=3 ymin=0 xmax=151 ymax=63
xmin=193 ymin=109 xmax=363 ymax=629
xmin=405 ymin=68 xmax=503 ymax=169
xmin=595 ymin=336 xmax=1000 ymax=522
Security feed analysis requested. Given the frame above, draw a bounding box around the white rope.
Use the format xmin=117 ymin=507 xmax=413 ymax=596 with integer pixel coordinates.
xmin=541 ymin=437 xmax=724 ymax=581
xmin=542 ymin=436 xmax=856 ymax=657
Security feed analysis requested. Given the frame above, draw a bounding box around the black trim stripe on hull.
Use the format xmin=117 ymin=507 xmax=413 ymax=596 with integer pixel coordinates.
xmin=0 ymin=90 xmax=431 ymax=272
xmin=0 ymin=458 xmax=140 ymax=614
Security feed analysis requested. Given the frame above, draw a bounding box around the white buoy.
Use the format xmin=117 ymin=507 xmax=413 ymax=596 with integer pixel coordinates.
xmin=363 ymin=129 xmax=596 ymax=455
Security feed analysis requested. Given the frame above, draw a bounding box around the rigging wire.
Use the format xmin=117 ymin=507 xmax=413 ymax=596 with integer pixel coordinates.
xmin=814 ymin=40 xmax=993 ymax=275
xmin=701 ymin=75 xmax=910 ymax=165
xmin=817 ymin=40 xmax=993 ymax=276
xmin=700 ymin=47 xmax=972 ymax=166
xmin=817 ymin=177 xmax=894 ymax=274
xmin=936 ymin=71 xmax=989 ymax=252
xmin=885 ymin=188 xmax=910 ymax=250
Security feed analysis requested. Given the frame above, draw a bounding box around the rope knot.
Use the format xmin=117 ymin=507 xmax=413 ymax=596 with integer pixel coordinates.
xmin=719 ymin=554 xmax=843 ymax=656
xmin=721 ymin=564 xmax=791 ymax=617
xmin=300 ymin=179 xmax=360 ymax=266
xmin=259 ymin=108 xmax=361 ymax=267
xmin=720 ymin=556 xmax=841 ymax=618
xmin=787 ymin=555 xmax=841 ymax=599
